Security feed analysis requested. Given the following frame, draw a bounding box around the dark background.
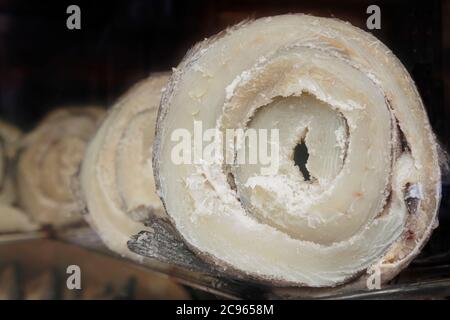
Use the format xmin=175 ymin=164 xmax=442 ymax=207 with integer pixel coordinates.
xmin=0 ymin=0 xmax=449 ymax=280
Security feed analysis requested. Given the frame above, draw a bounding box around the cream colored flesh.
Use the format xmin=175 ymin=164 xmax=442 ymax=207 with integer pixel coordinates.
xmin=80 ymin=74 xmax=169 ymax=258
xmin=154 ymin=15 xmax=441 ymax=287
xmin=0 ymin=205 xmax=38 ymax=233
xmin=0 ymin=120 xmax=22 ymax=205
xmin=17 ymin=107 xmax=104 ymax=226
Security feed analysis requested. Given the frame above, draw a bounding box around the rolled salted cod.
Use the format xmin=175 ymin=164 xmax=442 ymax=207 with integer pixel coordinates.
xmin=152 ymin=15 xmax=441 ymax=287
xmin=0 ymin=120 xmax=38 ymax=233
xmin=17 ymin=107 xmax=104 ymax=227
xmin=79 ymin=74 xmax=169 ymax=257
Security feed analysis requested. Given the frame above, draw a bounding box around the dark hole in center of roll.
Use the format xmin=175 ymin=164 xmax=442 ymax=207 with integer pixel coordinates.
xmin=293 ymin=142 xmax=310 ymax=181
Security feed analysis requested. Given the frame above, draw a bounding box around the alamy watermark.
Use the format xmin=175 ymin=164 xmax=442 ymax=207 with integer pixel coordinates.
xmin=366 ymin=262 xmax=381 ymax=290
xmin=366 ymin=5 xmax=381 ymax=30
xmin=170 ymin=121 xmax=280 ymax=175
xmin=66 ymin=5 xmax=81 ymax=30
xmin=66 ymin=264 xmax=81 ymax=290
